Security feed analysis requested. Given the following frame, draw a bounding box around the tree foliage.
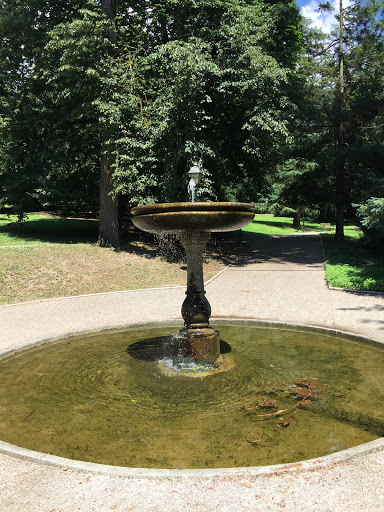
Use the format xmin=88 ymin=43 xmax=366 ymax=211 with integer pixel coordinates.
xmin=356 ymin=197 xmax=384 ymax=247
xmin=1 ymin=0 xmax=383 ymax=247
xmin=269 ymin=0 xmax=384 ymax=231
xmin=0 ymin=0 xmax=304 ymax=220
xmin=0 ymin=1 xmax=105 ymax=215
xmin=108 ymin=0 xmax=305 ymax=206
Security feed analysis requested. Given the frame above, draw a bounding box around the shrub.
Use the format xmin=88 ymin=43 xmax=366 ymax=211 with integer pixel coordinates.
xmin=253 ymin=202 xmax=271 ymax=214
xmin=355 ymin=198 xmax=384 ymax=248
xmin=280 ymin=206 xmax=296 ymax=217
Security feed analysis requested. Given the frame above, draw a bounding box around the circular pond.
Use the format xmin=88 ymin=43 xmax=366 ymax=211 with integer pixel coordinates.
xmin=0 ymin=322 xmax=383 ymax=469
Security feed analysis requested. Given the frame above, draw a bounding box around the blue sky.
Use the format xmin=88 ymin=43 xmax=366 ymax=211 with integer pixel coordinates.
xmin=297 ymin=0 xmax=347 ymax=33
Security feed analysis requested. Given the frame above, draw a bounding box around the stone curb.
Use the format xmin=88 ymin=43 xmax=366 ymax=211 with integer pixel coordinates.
xmin=1 ymin=318 xmax=383 ymax=480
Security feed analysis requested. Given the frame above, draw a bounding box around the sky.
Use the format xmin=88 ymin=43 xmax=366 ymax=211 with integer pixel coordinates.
xmin=297 ymin=0 xmax=348 ymax=33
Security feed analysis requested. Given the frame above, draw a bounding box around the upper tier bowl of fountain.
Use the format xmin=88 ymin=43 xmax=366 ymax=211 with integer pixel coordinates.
xmin=131 ymin=202 xmax=255 ymax=233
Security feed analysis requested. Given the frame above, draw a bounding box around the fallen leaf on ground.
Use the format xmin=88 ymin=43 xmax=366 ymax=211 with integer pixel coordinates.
xmin=239 ymin=482 xmax=252 ymax=488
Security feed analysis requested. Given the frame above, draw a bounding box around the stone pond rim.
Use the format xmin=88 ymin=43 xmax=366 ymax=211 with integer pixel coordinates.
xmin=130 ymin=202 xmax=255 ymax=233
xmin=0 ymin=320 xmax=383 ymax=472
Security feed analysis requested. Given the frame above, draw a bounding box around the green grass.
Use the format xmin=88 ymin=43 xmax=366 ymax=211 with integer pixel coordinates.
xmin=0 ymin=214 xmax=98 ymax=245
xmin=322 ymin=238 xmax=384 ymax=292
xmin=243 ymin=214 xmax=314 ymax=234
xmin=243 ymin=214 xmax=363 ymax=238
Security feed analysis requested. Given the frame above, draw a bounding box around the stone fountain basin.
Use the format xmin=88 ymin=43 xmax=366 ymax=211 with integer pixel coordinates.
xmin=131 ymin=202 xmax=255 ymax=233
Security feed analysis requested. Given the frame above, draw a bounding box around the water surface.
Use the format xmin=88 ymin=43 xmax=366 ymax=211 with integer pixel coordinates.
xmin=0 ymin=324 xmax=382 ymax=468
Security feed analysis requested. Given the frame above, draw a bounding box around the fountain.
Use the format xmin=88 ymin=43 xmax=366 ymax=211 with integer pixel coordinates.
xmin=0 ymin=165 xmax=383 ymax=474
xmin=1 ymin=321 xmax=384 ymax=469
xmin=131 ymin=164 xmax=255 ymax=362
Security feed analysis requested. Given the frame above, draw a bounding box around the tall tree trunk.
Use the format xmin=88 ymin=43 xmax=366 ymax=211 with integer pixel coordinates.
xmin=99 ymin=128 xmax=120 ymax=247
xmin=335 ymin=0 xmax=345 ymax=241
xmin=98 ymin=0 xmax=120 ymax=247
xmin=174 ymin=5 xmax=187 ymax=38
xmin=292 ymin=208 xmax=301 ymax=229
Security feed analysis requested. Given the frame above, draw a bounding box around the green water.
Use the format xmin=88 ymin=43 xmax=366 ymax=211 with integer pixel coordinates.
xmin=0 ymin=324 xmax=383 ymax=469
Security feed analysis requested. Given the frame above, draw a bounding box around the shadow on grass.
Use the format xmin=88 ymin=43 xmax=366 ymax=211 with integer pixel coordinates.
xmin=0 ymin=216 xmax=154 ymax=248
xmin=0 ymin=214 xmax=327 ymax=268
xmin=320 ymin=229 xmax=361 ymax=242
xmin=322 ymin=238 xmax=384 ymax=294
xmin=0 ymin=217 xmax=99 ymax=244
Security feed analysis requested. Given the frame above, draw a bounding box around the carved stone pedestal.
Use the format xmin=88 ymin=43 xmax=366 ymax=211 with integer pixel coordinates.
xmin=177 ymin=231 xmax=220 ymax=362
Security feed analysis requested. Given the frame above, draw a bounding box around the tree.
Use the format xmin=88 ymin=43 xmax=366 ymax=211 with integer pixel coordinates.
xmin=356 ymin=197 xmax=384 ymax=247
xmin=0 ymin=1 xmax=106 ymax=217
xmin=0 ymin=0 xmax=305 ymax=237
xmin=111 ymin=0 xmax=305 ymax=205
xmin=0 ymin=1 xmax=127 ymax=245
xmin=98 ymin=0 xmax=120 ymax=246
xmin=316 ymin=0 xmax=348 ymax=239
xmin=258 ymin=18 xmax=332 ymax=226
xmin=282 ymin=0 xmax=384 ymax=235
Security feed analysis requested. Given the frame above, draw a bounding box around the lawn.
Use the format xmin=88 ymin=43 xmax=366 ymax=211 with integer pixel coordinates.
xmin=243 ymin=213 xmax=362 ymax=238
xmin=243 ymin=213 xmax=318 ymax=234
xmin=321 ymin=238 xmax=384 ymax=292
xmin=1 ymin=212 xmax=383 ymax=304
xmin=0 ymin=214 xmax=227 ymax=305
xmin=0 ymin=214 xmax=98 ymax=245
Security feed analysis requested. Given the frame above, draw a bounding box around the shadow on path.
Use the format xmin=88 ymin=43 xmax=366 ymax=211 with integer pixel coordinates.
xmin=1 ymin=215 xmax=325 ymax=271
xmin=209 ymin=233 xmax=324 ymax=268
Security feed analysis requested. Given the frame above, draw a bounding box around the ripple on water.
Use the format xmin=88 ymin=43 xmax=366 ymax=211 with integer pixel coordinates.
xmin=0 ymin=323 xmax=383 ymax=469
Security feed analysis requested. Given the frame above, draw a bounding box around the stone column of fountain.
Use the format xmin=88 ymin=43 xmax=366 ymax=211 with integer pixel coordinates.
xmin=175 ymin=230 xmax=220 ymax=361
xmin=173 ymin=164 xmax=220 ymax=361
xmin=131 ymin=165 xmax=255 ymax=363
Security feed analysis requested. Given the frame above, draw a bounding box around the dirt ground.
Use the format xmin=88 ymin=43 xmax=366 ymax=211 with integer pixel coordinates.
xmin=0 ymin=238 xmax=248 ymax=305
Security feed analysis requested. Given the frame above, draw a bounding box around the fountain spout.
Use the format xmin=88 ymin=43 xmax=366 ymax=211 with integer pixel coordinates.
xmin=187 ymin=163 xmax=201 ymax=203
xmin=188 ymin=178 xmax=197 ymax=202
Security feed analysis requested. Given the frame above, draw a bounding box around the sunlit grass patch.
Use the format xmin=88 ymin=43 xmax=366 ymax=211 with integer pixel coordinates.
xmin=322 ymin=239 xmax=384 ymax=292
xmin=243 ymin=214 xmax=363 ymax=237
